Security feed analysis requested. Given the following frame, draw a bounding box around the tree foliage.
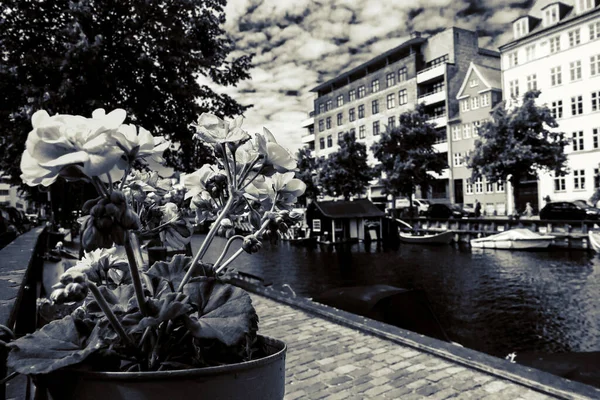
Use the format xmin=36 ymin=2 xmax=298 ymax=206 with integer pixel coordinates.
xmin=295 ymin=147 xmax=320 ymax=206
xmin=468 ymin=90 xmax=568 ymax=209
xmin=371 ymin=103 xmax=447 ymax=207
xmin=318 ymin=133 xmax=373 ymax=201
xmin=0 ymin=0 xmax=252 ymax=184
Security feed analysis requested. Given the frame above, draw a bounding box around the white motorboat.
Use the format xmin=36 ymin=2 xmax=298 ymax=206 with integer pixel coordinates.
xmin=588 ymin=230 xmax=600 ymax=252
xmin=470 ymin=228 xmax=555 ymax=250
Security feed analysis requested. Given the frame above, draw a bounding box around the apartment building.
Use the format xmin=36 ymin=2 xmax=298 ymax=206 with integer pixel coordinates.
xmin=0 ymin=174 xmax=28 ymax=210
xmin=307 ymin=27 xmax=500 ymax=204
xmin=448 ymin=62 xmax=507 ymax=215
xmin=500 ymin=0 xmax=600 ymax=209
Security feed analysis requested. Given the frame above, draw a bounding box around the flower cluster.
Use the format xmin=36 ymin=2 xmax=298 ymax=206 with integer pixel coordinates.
xmin=7 ymin=109 xmax=306 ymax=376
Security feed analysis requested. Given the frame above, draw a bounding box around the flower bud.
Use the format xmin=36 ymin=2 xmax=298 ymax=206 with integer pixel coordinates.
xmin=242 ymin=236 xmax=262 ymax=254
xmin=121 ymin=209 xmax=141 ymax=230
xmin=90 ymin=204 xmax=106 ymax=218
xmin=110 ymin=190 xmax=126 ymax=205
xmin=95 ymin=216 xmax=114 ymax=232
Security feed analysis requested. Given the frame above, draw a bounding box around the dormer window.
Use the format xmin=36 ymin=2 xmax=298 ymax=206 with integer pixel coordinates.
xmin=513 ymin=18 xmax=529 ymax=39
xmin=577 ymin=0 xmax=594 ymax=13
xmin=544 ymin=5 xmax=559 ymax=26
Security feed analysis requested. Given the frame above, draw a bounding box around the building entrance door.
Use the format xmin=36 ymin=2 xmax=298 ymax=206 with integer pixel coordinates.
xmin=454 ymin=179 xmax=464 ymax=204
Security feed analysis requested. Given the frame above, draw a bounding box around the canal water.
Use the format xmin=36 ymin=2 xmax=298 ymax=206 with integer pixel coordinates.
xmin=191 ymin=235 xmax=600 ymax=359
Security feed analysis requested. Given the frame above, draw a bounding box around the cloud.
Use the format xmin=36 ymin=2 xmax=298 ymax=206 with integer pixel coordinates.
xmin=215 ymin=0 xmax=523 ymax=155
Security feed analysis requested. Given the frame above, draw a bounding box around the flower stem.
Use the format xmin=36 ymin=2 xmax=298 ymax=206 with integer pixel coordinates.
xmin=124 ymin=231 xmax=149 ymax=316
xmin=212 ymin=235 xmax=244 ymax=271
xmin=215 ymin=218 xmax=270 ymax=274
xmin=88 ymin=281 xmax=135 ymax=348
xmin=177 ymin=194 xmax=236 ymax=291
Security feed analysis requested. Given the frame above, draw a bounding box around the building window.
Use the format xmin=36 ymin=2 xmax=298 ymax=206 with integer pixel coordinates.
xmin=486 ymin=180 xmax=494 ymax=193
xmin=359 ymin=125 xmax=366 ymax=139
xmin=0 ymin=189 xmax=9 ymax=196
xmin=545 ymin=7 xmax=559 ymax=26
xmin=387 ymin=116 xmax=395 ymax=130
xmin=475 ymin=177 xmax=483 ymax=194
xmin=470 ymin=78 xmax=479 ymax=87
xmin=574 ymin=169 xmax=586 ymax=190
xmin=452 ymin=125 xmax=461 ymax=141
xmin=373 ymin=121 xmax=380 ymax=136
xmin=509 ymin=52 xmax=518 ymax=67
xmin=509 ymin=80 xmax=519 ymax=98
xmin=461 ymin=99 xmax=470 ymax=112
xmin=572 ymin=131 xmax=584 ymax=151
xmin=326 ymin=117 xmax=331 ymax=129
xmin=372 ymin=100 xmax=379 ymax=115
xmin=554 ymin=175 xmax=566 ymax=192
xmin=326 ymin=100 xmax=332 ymax=111
xmin=338 ymin=132 xmax=343 ymax=142
xmin=349 ymin=89 xmax=356 ymax=102
xmin=591 ymin=54 xmax=600 ymax=76
xmin=427 ymin=54 xmax=449 ymax=68
xmin=471 ymin=96 xmax=480 ymax=109
xmin=551 ymin=100 xmax=563 ymax=119
xmin=371 ymin=79 xmax=379 ymax=93
xmin=327 ymin=135 xmax=333 ymax=147
xmin=386 ymin=72 xmax=396 ymax=87
xmin=481 ymin=93 xmax=490 ymax=107
xmin=571 ymin=95 xmax=583 ymax=115
xmin=496 ymin=181 xmax=505 ymax=192
xmin=357 ymin=85 xmax=365 ymax=99
xmin=318 ymin=119 xmax=324 ymax=132
xmin=398 ymin=67 xmax=407 ymax=82
xmin=349 ymin=128 xmax=356 ymax=138
xmin=570 ymin=60 xmax=582 ymax=81
xmin=580 ymin=0 xmax=595 ymax=12
xmin=319 ymin=137 xmax=325 ymax=149
xmin=358 ymin=104 xmax=365 ymax=119
xmin=336 ymin=95 xmax=344 ymax=107
xmin=549 ymin=36 xmax=561 ymax=53
xmin=594 ymin=127 xmax=599 ymax=149
xmin=349 ymin=108 xmax=355 ymax=122
xmin=473 ymin=121 xmax=481 ymax=136
xmin=398 ymin=89 xmax=407 ymax=105
xmin=465 ymin=179 xmax=473 ymax=195
xmin=463 ymin=124 xmax=471 ymax=139
xmin=525 ymin=45 xmax=535 ymax=61
xmin=591 ymin=21 xmax=600 ymax=40
xmin=592 ymin=91 xmax=599 ymax=112
xmin=313 ymin=219 xmax=321 ymax=232
xmin=551 ymin=66 xmax=562 ymax=86
xmin=337 ymin=113 xmax=343 ymax=126
xmin=568 ymin=29 xmax=581 ymax=47
xmin=318 ymin=103 xmax=325 ymax=114
xmin=386 ymin=93 xmax=395 ymax=109
xmin=453 ymin=152 xmax=464 ymax=167
xmin=596 ymin=168 xmax=600 ymax=189
xmin=527 ymin=74 xmax=537 ymax=91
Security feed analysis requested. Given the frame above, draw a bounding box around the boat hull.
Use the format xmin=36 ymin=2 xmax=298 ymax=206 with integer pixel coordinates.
xmin=399 ymin=231 xmax=454 ymax=244
xmin=470 ymin=239 xmax=552 ymax=249
xmin=588 ymin=231 xmax=600 ymax=252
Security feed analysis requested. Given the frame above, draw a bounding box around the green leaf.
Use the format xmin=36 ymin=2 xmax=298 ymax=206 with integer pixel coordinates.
xmin=182 ymin=278 xmax=256 ymax=346
xmin=129 ymin=293 xmax=192 ymax=333
xmin=87 ymin=284 xmax=138 ymax=315
xmin=7 ymin=316 xmax=105 ymax=375
xmin=145 ymin=254 xmax=191 ymax=293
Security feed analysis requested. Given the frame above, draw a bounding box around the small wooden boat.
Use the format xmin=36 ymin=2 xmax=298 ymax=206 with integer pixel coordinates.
xmin=285 ymin=236 xmax=317 ymax=246
xmin=399 ymin=230 xmax=455 ymax=244
xmin=470 ymin=228 xmax=555 ymax=250
xmin=588 ymin=230 xmax=600 ymax=252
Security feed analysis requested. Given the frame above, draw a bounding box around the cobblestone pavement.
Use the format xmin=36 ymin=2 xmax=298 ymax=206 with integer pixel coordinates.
xmin=251 ymin=294 xmax=561 ymax=400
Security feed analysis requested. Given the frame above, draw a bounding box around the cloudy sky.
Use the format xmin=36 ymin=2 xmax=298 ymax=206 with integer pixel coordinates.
xmin=219 ymin=0 xmax=534 ymax=153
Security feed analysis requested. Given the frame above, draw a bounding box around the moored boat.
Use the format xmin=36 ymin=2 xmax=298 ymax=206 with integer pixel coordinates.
xmin=588 ymin=230 xmax=600 ymax=252
xmin=399 ymin=230 xmax=454 ymax=245
xmin=470 ymin=228 xmax=555 ymax=250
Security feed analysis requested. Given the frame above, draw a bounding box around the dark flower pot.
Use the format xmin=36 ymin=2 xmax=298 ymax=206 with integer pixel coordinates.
xmin=37 ymin=336 xmax=286 ymax=400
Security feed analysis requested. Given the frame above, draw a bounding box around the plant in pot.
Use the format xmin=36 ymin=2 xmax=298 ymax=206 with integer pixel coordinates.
xmin=4 ymin=109 xmax=305 ymax=399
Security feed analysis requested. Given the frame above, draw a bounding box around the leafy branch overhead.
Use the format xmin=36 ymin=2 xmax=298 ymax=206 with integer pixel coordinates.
xmin=371 ymin=103 xmax=447 ymax=204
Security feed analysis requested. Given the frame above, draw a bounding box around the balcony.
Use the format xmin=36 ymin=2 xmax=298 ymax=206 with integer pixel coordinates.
xmin=428 ymin=114 xmax=447 ymax=128
xmin=417 ymin=89 xmax=446 ymax=106
xmin=416 ymin=63 xmax=446 ymax=84
xmin=301 ymin=133 xmax=315 ymax=144
xmin=433 ymin=141 xmax=448 ymax=153
xmin=300 ymin=116 xmax=314 ymax=129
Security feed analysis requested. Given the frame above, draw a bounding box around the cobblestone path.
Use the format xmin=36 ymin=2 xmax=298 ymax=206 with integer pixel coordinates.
xmin=252 ymin=294 xmax=569 ymax=400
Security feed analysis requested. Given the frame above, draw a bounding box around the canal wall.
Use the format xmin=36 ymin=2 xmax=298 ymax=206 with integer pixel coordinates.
xmin=402 ymin=217 xmax=600 ymax=249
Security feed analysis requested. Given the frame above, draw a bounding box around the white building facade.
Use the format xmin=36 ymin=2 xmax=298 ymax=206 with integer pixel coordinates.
xmin=500 ymin=0 xmax=600 ymax=209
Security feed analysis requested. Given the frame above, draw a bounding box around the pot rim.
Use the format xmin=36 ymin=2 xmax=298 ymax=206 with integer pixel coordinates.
xmin=51 ymin=335 xmax=286 ymax=381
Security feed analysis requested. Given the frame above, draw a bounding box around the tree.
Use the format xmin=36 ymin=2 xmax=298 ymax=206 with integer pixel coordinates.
xmin=318 ymin=133 xmax=373 ymax=201
xmin=371 ymin=103 xmax=447 ymax=213
xmin=0 ymin=0 xmax=252 ymax=184
xmin=295 ymin=147 xmax=320 ymax=206
xmin=468 ymin=90 xmax=568 ymax=213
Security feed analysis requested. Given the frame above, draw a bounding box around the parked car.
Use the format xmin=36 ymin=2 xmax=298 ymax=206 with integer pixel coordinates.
xmin=539 ymin=201 xmax=600 ymax=220
xmin=427 ymin=203 xmax=473 ymax=219
xmin=396 ymin=198 xmax=430 ymax=215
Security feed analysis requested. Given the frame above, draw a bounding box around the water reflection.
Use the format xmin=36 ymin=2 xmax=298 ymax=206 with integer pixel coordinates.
xmin=192 ymin=236 xmax=600 ymax=357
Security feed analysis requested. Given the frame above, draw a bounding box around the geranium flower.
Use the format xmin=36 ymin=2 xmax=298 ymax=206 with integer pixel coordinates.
xmin=182 ymin=164 xmax=226 ymax=200
xmin=191 ymin=113 xmax=250 ymax=144
xmin=20 ymin=108 xmax=127 ymax=186
xmin=255 ymin=128 xmax=297 ymax=174
xmin=269 ymin=172 xmax=306 ymax=209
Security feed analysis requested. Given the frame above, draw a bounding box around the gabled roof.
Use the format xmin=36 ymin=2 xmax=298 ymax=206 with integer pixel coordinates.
xmin=312 ymin=199 xmax=385 ymax=219
xmin=456 ymin=62 xmax=502 ymax=99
